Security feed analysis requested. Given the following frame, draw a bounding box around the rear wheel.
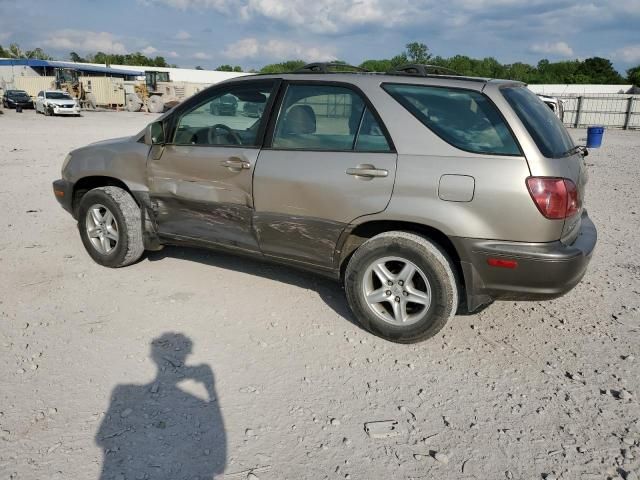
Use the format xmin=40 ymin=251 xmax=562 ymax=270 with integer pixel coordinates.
xmin=344 ymin=231 xmax=458 ymax=343
xmin=147 ymin=95 xmax=164 ymax=113
xmin=125 ymin=94 xmax=142 ymax=112
xmin=85 ymin=92 xmax=97 ymax=110
xmin=77 ymin=186 xmax=144 ymax=268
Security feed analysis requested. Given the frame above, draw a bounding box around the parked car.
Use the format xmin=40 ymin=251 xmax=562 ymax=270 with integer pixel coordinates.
xmin=35 ymin=90 xmax=80 ymax=116
xmin=537 ymin=94 xmax=564 ymax=120
xmin=242 ymin=101 xmax=264 ymax=118
xmin=209 ymin=94 xmax=238 ymax=115
xmin=2 ymin=89 xmax=34 ymax=109
xmin=52 ymin=63 xmax=596 ymax=343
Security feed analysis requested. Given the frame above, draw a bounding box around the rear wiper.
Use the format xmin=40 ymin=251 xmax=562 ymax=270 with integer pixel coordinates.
xmin=563 ymin=145 xmax=589 ymax=157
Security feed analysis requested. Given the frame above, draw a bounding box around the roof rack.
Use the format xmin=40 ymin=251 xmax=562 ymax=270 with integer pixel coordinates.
xmin=391 ymin=64 xmax=461 ymax=77
xmin=294 ymin=62 xmax=370 ymax=74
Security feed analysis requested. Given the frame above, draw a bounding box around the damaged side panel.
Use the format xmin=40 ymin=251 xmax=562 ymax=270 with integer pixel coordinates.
xmin=153 ymin=196 xmax=259 ymax=252
xmin=252 ymin=150 xmax=397 ymax=268
xmin=254 ymin=213 xmax=346 ymax=268
xmin=148 ymin=146 xmax=261 ymax=252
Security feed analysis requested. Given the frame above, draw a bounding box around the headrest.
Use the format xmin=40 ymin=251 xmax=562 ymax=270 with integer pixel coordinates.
xmin=282 ymin=105 xmax=316 ymax=134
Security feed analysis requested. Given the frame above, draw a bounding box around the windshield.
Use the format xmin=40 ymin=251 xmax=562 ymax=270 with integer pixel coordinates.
xmin=502 ymin=86 xmax=574 ymax=158
xmin=8 ymin=91 xmax=29 ymax=98
xmin=46 ymin=92 xmax=72 ymax=100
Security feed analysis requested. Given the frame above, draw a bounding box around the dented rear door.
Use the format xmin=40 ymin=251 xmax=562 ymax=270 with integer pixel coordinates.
xmin=253 ymin=81 xmax=397 ymax=269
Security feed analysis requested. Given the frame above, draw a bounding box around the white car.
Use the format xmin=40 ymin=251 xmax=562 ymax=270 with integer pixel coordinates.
xmin=35 ymin=90 xmax=81 ymax=116
xmin=537 ymin=94 xmax=564 ymax=120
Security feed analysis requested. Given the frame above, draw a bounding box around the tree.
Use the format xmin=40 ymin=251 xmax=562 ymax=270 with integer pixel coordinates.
xmin=405 ymin=42 xmax=431 ymax=64
xmin=8 ymin=43 xmax=24 ymax=58
xmin=359 ymin=54 xmax=407 ymax=72
xmin=0 ymin=44 xmax=9 ymax=57
xmin=259 ymin=60 xmax=306 ymax=73
xmin=576 ymin=57 xmax=624 ymax=84
xmin=628 ymin=66 xmax=640 ymax=86
xmin=24 ymin=47 xmax=51 ymax=60
xmin=233 ymin=65 xmax=242 ymax=72
xmin=69 ymin=51 xmax=86 ymax=63
xmin=215 ymin=64 xmax=233 ymax=71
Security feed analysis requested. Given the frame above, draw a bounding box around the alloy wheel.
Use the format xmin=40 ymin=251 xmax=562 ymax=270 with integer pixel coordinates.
xmin=85 ymin=204 xmax=119 ymax=255
xmin=362 ymin=256 xmax=432 ymax=325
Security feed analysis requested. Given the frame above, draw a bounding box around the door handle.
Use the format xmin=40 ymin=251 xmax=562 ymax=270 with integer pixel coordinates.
xmin=221 ymin=158 xmax=251 ymax=170
xmin=346 ymin=166 xmax=389 ymax=178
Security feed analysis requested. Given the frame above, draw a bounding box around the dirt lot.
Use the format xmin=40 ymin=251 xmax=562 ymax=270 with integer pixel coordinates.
xmin=1 ymin=109 xmax=639 ymax=480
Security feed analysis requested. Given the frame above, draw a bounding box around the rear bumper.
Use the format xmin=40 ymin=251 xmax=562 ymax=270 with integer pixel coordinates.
xmin=452 ymin=211 xmax=597 ymax=311
xmin=52 ymin=179 xmax=74 ymax=215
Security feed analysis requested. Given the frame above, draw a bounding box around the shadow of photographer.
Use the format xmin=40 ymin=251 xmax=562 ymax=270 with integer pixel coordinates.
xmin=96 ymin=333 xmax=226 ymax=479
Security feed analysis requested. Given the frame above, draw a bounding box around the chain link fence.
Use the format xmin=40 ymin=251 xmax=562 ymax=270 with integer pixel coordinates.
xmin=553 ymin=94 xmax=640 ymax=130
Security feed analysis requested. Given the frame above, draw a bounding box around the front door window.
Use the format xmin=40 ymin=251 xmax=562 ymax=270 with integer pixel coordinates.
xmin=174 ymin=83 xmax=274 ymax=147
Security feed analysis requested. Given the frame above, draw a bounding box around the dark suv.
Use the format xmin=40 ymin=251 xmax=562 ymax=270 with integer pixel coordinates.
xmin=52 ymin=63 xmax=596 ymax=343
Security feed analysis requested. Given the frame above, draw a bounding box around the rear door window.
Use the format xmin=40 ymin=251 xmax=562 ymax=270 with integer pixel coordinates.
xmin=501 ymin=86 xmax=574 ymax=158
xmin=271 ymin=84 xmax=391 ymax=152
xmin=383 ymin=84 xmax=520 ymax=155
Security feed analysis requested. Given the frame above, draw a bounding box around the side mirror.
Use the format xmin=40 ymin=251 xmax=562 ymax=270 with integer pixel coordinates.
xmin=145 ymin=121 xmax=165 ymax=145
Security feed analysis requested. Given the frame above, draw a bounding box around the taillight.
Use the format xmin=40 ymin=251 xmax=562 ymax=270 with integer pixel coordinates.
xmin=526 ymin=177 xmax=580 ymax=219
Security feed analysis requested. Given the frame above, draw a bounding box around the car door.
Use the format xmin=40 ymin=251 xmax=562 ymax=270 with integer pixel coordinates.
xmin=147 ymin=80 xmax=279 ymax=252
xmin=253 ymin=82 xmax=397 ymax=269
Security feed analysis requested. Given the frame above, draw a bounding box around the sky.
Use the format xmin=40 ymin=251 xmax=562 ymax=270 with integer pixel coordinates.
xmin=0 ymin=0 xmax=639 ymax=74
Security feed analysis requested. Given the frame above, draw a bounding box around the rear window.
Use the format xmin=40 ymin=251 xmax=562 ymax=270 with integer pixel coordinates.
xmin=383 ymin=84 xmax=520 ymax=155
xmin=502 ymin=86 xmax=574 ymax=158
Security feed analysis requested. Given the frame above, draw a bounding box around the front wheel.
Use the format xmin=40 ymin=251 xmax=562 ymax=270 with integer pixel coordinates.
xmin=344 ymin=231 xmax=459 ymax=343
xmin=77 ymin=186 xmax=145 ymax=267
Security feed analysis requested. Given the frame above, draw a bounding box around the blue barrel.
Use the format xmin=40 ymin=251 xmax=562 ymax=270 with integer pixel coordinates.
xmin=586 ymin=126 xmax=604 ymax=148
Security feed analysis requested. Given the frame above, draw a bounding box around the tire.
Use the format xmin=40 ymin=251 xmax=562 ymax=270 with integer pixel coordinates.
xmin=125 ymin=94 xmax=142 ymax=112
xmin=147 ymin=95 xmax=164 ymax=113
xmin=344 ymin=231 xmax=458 ymax=343
xmin=85 ymin=92 xmax=97 ymax=110
xmin=77 ymin=186 xmax=145 ymax=268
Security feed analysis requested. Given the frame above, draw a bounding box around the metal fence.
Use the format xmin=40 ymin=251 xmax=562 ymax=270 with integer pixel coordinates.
xmin=553 ymin=94 xmax=640 ymax=130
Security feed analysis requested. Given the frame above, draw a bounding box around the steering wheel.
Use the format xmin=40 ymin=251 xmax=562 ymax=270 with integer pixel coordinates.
xmin=207 ymin=124 xmax=242 ymax=145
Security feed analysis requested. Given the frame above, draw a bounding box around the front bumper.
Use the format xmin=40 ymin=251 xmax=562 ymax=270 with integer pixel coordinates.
xmin=6 ymin=101 xmax=33 ymax=108
xmin=52 ymin=179 xmax=74 ymax=215
xmin=453 ymin=211 xmax=597 ymax=311
xmin=52 ymin=105 xmax=80 ymax=115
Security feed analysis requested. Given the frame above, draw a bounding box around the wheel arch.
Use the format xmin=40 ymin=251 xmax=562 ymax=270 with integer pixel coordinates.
xmin=72 ymin=176 xmax=137 ymax=218
xmin=337 ymin=220 xmax=465 ymax=298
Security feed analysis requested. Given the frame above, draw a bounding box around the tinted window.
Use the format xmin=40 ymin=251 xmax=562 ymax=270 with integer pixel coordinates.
xmin=383 ymin=84 xmax=520 ymax=155
xmin=8 ymin=90 xmax=29 ymax=98
xmin=46 ymin=92 xmax=71 ymax=99
xmin=355 ymin=108 xmax=391 ymax=152
xmin=174 ymin=82 xmax=274 ymax=146
xmin=502 ymin=86 xmax=574 ymax=158
xmin=272 ymin=84 xmax=390 ymax=152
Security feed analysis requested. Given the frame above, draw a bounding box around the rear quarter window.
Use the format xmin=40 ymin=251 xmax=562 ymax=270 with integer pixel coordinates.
xmin=383 ymin=84 xmax=521 ymax=156
xmin=501 ymin=86 xmax=574 ymax=159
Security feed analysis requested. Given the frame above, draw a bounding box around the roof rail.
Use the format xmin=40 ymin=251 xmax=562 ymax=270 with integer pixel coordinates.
xmin=294 ymin=62 xmax=370 ymax=74
xmin=391 ymin=64 xmax=461 ymax=77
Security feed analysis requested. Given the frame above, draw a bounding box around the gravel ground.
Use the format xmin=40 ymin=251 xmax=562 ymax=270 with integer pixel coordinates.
xmin=1 ymin=109 xmax=639 ymax=480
